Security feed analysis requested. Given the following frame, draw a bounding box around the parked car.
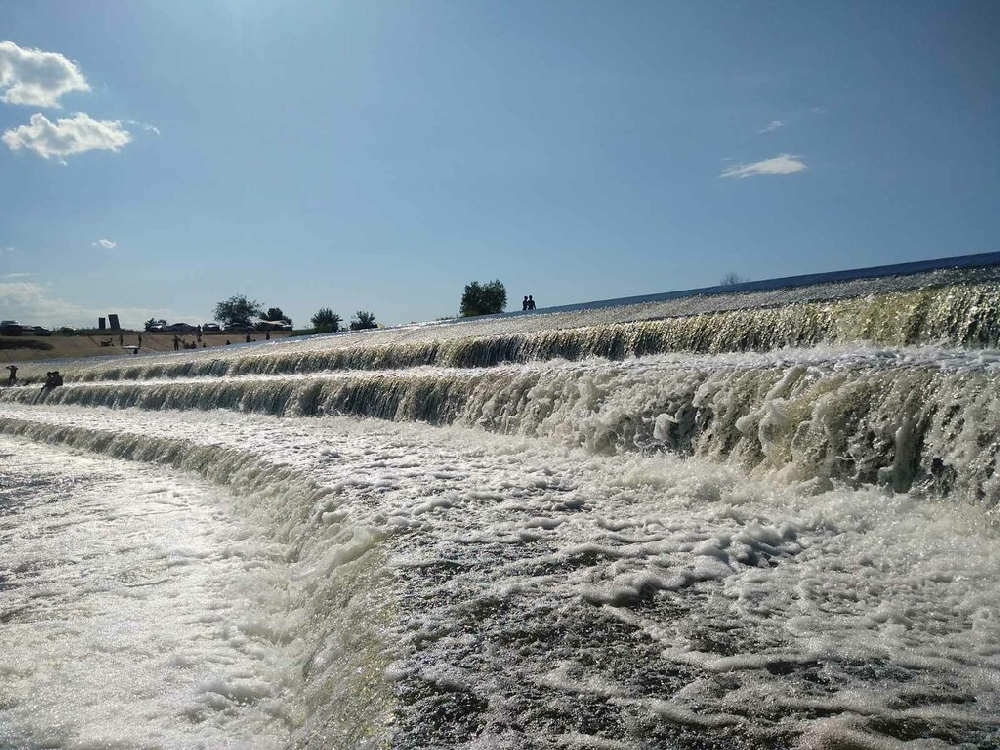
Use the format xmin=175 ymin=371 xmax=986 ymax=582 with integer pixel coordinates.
xmin=58 ymin=325 xmax=78 ymax=334
xmin=0 ymin=320 xmax=23 ymax=336
xmin=224 ymin=321 xmax=254 ymax=332
xmin=255 ymin=320 xmax=293 ymax=331
xmin=31 ymin=326 xmax=52 ymax=336
xmin=164 ymin=322 xmax=196 ymax=333
xmin=202 ymin=323 xmax=221 ymax=332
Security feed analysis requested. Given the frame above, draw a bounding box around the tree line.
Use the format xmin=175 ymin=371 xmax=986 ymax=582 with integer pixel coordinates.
xmin=211 ymin=279 xmax=516 ymax=336
xmin=212 ymin=294 xmax=379 ymax=333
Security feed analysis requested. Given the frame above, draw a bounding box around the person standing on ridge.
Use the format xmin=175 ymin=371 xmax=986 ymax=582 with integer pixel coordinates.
xmin=5 ymin=364 xmax=17 ymax=385
xmin=522 ymin=295 xmax=529 ymax=311
xmin=527 ymin=295 xmax=536 ymax=310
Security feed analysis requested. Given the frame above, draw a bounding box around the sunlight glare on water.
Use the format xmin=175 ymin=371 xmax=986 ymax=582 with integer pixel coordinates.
xmin=1 ymin=406 xmax=998 ymax=748
xmin=6 ymin=269 xmax=1000 ymax=747
xmin=0 ymin=436 xmax=292 ymax=750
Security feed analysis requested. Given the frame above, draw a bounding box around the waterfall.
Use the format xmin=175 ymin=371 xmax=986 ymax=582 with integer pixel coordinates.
xmin=4 ymin=349 xmax=999 ymax=509
xmin=6 ymin=280 xmax=1000 ymax=508
xmin=3 ymin=262 xmax=1000 ymax=749
xmin=36 ymin=281 xmax=1000 ymax=384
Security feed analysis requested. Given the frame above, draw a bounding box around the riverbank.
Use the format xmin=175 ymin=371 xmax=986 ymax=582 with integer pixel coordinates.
xmin=0 ymin=331 xmax=295 ymax=363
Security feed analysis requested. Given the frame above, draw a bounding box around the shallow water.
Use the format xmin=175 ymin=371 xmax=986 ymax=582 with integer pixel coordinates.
xmin=0 ymin=435 xmax=290 ymax=749
xmin=5 ymin=264 xmax=1000 ymax=747
xmin=2 ymin=406 xmax=998 ymax=748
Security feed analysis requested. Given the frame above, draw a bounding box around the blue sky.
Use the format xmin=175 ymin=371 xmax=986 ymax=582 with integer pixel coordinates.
xmin=0 ymin=1 xmax=997 ymax=329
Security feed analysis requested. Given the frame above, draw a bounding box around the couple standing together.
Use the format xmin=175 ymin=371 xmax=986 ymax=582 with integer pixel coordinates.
xmin=522 ymin=295 xmax=536 ymax=311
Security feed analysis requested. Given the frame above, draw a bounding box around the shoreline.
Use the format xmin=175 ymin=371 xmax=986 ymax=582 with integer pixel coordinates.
xmin=0 ymin=331 xmax=295 ymax=364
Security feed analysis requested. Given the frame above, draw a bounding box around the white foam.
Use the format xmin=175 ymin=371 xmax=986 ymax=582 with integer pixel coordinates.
xmin=1 ymin=383 xmax=999 ymax=746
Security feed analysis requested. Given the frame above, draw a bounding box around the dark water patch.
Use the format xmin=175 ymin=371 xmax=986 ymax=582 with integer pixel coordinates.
xmin=867 ymin=716 xmax=996 ymax=747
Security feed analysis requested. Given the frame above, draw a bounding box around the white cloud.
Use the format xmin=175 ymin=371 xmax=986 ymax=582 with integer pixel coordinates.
xmin=0 ymin=280 xmax=84 ymax=324
xmin=92 ymin=238 xmax=117 ymax=250
xmin=719 ymin=153 xmax=807 ymax=179
xmin=757 ymin=119 xmax=784 ymax=133
xmin=3 ymin=272 xmax=33 ymax=279
xmin=3 ymin=112 xmax=132 ymax=159
xmin=0 ymin=40 xmax=89 ymax=107
xmin=0 ymin=279 xmax=179 ymax=328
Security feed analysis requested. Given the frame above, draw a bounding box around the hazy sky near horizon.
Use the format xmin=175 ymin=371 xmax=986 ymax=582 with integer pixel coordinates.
xmin=1 ymin=1 xmax=997 ymax=329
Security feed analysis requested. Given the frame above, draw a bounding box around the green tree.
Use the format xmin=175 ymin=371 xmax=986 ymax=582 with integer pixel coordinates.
xmin=265 ymin=307 xmax=292 ymax=325
xmin=349 ymin=310 xmax=377 ymax=330
xmin=719 ymin=272 xmax=746 ymax=286
xmin=214 ymin=293 xmax=263 ymax=328
xmin=460 ymin=279 xmax=507 ymax=317
xmin=311 ymin=307 xmax=342 ymax=333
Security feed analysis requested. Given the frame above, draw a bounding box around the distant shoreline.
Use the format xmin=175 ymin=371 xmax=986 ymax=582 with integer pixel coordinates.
xmin=0 ymin=331 xmax=294 ymax=364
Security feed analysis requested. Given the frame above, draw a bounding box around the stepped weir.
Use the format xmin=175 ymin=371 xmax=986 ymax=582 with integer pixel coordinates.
xmin=6 ymin=257 xmax=1000 ymax=506
xmin=2 ymin=253 xmax=1000 ymax=749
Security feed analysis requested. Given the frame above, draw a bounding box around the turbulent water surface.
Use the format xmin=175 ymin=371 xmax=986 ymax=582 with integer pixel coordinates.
xmin=3 ymin=271 xmax=1000 ymax=749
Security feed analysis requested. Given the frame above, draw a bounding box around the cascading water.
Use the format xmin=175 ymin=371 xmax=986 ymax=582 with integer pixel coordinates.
xmin=2 ymin=266 xmax=1000 ymax=749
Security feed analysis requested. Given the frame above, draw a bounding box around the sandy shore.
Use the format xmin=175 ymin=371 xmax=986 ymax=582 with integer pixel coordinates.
xmin=0 ymin=331 xmax=295 ymax=364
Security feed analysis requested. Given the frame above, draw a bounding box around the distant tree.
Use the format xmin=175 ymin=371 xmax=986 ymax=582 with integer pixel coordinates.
xmin=311 ymin=307 xmax=342 ymax=333
xmin=350 ymin=310 xmax=377 ymax=330
xmin=719 ymin=272 xmax=746 ymax=286
xmin=265 ymin=307 xmax=292 ymax=326
xmin=143 ymin=317 xmax=166 ymax=331
xmin=214 ymin=293 xmax=263 ymax=328
xmin=460 ymin=279 xmax=507 ymax=317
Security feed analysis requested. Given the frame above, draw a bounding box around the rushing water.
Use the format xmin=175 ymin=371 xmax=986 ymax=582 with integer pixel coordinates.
xmin=2 ymin=269 xmax=1000 ymax=749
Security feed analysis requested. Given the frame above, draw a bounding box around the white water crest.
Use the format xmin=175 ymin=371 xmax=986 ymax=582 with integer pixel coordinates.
xmin=3 ymin=274 xmax=1000 ymax=748
xmin=0 ymin=438 xmax=293 ymax=749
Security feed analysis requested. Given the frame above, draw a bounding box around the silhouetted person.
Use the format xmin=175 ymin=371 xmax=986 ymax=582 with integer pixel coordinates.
xmin=42 ymin=371 xmax=63 ymax=390
xmin=265 ymin=330 xmax=270 ymax=340
xmin=522 ymin=295 xmax=529 ymax=311
xmin=226 ymin=339 xmax=232 ymax=345
xmin=173 ymin=335 xmax=181 ymax=351
xmin=119 ymin=334 xmax=124 ymax=346
xmin=137 ymin=333 xmax=142 ymax=348
xmin=5 ymin=364 xmax=17 ymax=386
xmin=527 ymin=295 xmax=536 ymax=310
xmin=245 ymin=333 xmax=252 ymax=343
